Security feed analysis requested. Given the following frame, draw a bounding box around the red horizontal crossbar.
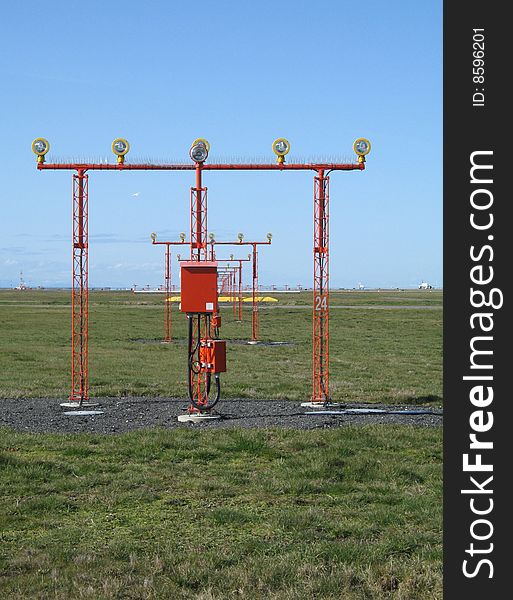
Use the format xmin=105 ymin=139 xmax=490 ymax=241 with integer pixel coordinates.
xmin=213 ymin=241 xmax=270 ymax=245
xmin=216 ymin=257 xmax=252 ymax=262
xmin=38 ymin=162 xmax=364 ymax=172
xmin=152 ymin=241 xmax=187 ymax=246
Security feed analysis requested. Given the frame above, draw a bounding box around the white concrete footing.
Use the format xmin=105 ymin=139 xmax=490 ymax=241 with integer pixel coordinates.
xmin=60 ymin=402 xmax=99 ymax=408
xmin=177 ymin=413 xmax=221 ymax=423
xmin=62 ymin=410 xmax=104 ymax=416
xmin=300 ymin=402 xmax=344 ymax=409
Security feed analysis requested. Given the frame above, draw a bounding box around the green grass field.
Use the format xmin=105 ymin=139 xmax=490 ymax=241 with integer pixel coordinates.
xmin=0 ymin=426 xmax=442 ymax=599
xmin=0 ymin=289 xmax=443 ymax=598
xmin=0 ymin=289 xmax=442 ymax=404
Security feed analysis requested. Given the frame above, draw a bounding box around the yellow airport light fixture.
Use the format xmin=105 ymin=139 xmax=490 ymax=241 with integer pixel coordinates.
xmin=267 ymin=232 xmax=273 ymax=242
xmin=150 ymin=232 xmax=157 ymax=242
xmin=272 ymin=138 xmax=290 ymax=164
xmin=112 ymin=138 xmax=130 ymax=164
xmin=179 ymin=232 xmax=186 ymax=242
xmin=189 ymin=138 xmax=210 ymax=163
xmin=32 ymin=138 xmax=50 ymax=163
xmin=237 ymin=232 xmax=244 ymax=242
xmin=353 ymin=138 xmax=371 ymax=162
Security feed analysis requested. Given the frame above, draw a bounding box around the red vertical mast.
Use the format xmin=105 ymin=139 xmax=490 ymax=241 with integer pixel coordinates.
xmin=70 ymin=169 xmax=89 ymax=405
xmin=312 ymin=170 xmax=330 ymax=403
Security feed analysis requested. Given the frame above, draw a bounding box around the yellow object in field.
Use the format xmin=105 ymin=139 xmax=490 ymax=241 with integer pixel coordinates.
xmin=242 ymin=296 xmax=278 ymax=303
xmin=166 ymin=296 xmax=278 ymax=303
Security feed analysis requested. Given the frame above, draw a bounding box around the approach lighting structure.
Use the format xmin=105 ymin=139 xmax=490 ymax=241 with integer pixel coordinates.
xmin=272 ymin=138 xmax=290 ymax=164
xmin=33 ymin=135 xmax=371 ymax=413
xmin=189 ymin=138 xmax=209 ymax=163
xmin=353 ymin=138 xmax=371 ymax=162
xmin=32 ymin=138 xmax=50 ymax=163
xmin=112 ymin=138 xmax=130 ymax=164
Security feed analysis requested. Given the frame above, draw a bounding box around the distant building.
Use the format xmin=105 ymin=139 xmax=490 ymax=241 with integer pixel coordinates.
xmin=419 ymin=281 xmax=433 ymax=289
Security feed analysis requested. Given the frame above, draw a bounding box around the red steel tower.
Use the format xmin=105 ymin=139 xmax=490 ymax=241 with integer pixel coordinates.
xmin=210 ymin=236 xmax=272 ymax=342
xmin=179 ymin=140 xmax=224 ymax=419
xmin=150 ymin=233 xmax=187 ymax=342
xmin=70 ymin=169 xmax=89 ymax=405
xmin=312 ymin=171 xmax=330 ymax=403
xmin=215 ymin=255 xmax=251 ymax=322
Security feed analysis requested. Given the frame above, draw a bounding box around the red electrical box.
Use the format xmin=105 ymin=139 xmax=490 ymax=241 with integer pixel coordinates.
xmin=180 ymin=261 xmax=218 ymax=313
xmin=199 ymin=339 xmax=226 ymax=373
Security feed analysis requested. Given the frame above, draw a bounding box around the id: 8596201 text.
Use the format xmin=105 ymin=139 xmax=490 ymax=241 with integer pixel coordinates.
xmin=473 ymin=28 xmax=485 ymax=107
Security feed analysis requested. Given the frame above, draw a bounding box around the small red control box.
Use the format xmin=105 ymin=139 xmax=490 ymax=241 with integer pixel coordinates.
xmin=199 ymin=339 xmax=226 ymax=373
xmin=180 ymin=261 xmax=218 ymax=313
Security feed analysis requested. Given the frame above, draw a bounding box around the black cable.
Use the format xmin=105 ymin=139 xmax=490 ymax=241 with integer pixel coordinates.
xmin=187 ymin=315 xmax=195 ymax=403
xmin=187 ymin=314 xmax=222 ymax=411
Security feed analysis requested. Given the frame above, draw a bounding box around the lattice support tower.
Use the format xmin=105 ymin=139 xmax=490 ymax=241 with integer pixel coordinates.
xmin=237 ymin=261 xmax=243 ymax=321
xmin=164 ymin=244 xmax=172 ymax=341
xmin=251 ymin=244 xmax=259 ymax=342
xmin=211 ymin=239 xmax=270 ymax=342
xmin=312 ymin=171 xmax=330 ymax=403
xmin=71 ymin=170 xmax=89 ymax=403
xmin=190 ymin=177 xmax=207 ymax=261
xmin=215 ymin=256 xmax=250 ymax=322
xmin=186 ymin=164 xmax=216 ymax=414
xmin=151 ymin=238 xmax=187 ymax=342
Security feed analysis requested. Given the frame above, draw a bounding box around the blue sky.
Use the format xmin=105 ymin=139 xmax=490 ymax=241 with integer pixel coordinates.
xmin=0 ymin=0 xmax=442 ymax=289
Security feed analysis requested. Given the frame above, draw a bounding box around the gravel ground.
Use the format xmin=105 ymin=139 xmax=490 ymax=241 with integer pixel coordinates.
xmin=0 ymin=397 xmax=442 ymax=434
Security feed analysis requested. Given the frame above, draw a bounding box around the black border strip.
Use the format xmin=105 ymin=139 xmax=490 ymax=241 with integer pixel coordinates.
xmin=444 ymin=3 xmax=508 ymax=596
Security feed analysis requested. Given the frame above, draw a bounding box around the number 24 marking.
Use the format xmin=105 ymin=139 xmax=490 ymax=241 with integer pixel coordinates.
xmin=315 ymin=296 xmax=327 ymax=310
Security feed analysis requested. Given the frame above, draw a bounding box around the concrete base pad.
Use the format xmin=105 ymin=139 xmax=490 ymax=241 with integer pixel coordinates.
xmin=306 ymin=408 xmax=438 ymax=416
xmin=300 ymin=402 xmax=345 ymax=408
xmin=60 ymin=402 xmax=100 ymax=408
xmin=62 ymin=410 xmax=104 ymax=416
xmin=246 ymin=341 xmax=291 ymax=346
xmin=177 ymin=413 xmax=221 ymax=423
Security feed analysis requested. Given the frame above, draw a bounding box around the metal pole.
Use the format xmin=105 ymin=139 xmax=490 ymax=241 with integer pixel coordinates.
xmin=71 ymin=169 xmax=89 ymax=404
xmin=164 ymin=243 xmax=171 ymax=342
xmin=238 ymin=260 xmax=243 ymax=321
xmin=190 ymin=163 xmax=207 ymax=261
xmin=312 ymin=170 xmax=330 ymax=403
xmin=188 ymin=161 xmax=212 ymax=414
xmin=232 ymin=270 xmax=237 ymax=319
xmin=251 ymin=244 xmax=259 ymax=341
xmin=195 ymin=165 xmax=202 ymax=261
